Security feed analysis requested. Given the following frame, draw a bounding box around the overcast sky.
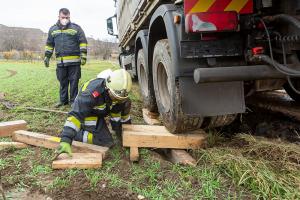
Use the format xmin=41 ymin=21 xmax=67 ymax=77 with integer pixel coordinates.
xmin=0 ymin=0 xmax=117 ymax=40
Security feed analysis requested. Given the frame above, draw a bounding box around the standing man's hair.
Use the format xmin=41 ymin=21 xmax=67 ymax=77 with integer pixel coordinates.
xmin=59 ymin=8 xmax=70 ymax=15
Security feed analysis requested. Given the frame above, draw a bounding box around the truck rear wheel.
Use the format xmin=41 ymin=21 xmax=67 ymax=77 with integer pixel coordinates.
xmin=152 ymin=39 xmax=204 ymax=133
xmin=137 ymin=49 xmax=157 ymax=112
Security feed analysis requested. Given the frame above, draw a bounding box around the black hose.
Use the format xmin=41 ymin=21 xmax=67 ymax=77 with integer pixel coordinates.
xmin=257 ymin=20 xmax=298 ymax=74
xmin=265 ymin=14 xmax=300 ymax=30
xmin=259 ymin=17 xmax=300 ymax=94
xmin=255 ymin=54 xmax=300 ymax=76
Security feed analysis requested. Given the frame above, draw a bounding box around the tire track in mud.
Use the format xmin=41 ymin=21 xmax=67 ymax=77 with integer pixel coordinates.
xmin=225 ymin=91 xmax=300 ymax=144
xmin=1 ymin=69 xmax=17 ymax=79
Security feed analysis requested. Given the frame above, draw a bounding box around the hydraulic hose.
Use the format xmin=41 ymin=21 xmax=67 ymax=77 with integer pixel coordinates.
xmin=253 ymin=54 xmax=300 ymax=76
xmin=264 ymin=14 xmax=300 ymax=30
xmin=258 ymin=17 xmax=300 ymax=94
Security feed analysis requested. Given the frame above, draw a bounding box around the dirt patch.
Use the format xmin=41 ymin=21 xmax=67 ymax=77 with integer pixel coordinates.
xmin=0 ymin=93 xmax=5 ymax=101
xmin=50 ymin=173 xmax=137 ymax=200
xmin=223 ymin=106 xmax=300 ymax=144
xmin=2 ymin=69 xmax=17 ymax=79
xmin=6 ymin=189 xmax=51 ymax=200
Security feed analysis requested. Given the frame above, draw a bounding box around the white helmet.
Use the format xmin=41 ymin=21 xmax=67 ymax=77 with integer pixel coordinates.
xmin=97 ymin=69 xmax=132 ymax=100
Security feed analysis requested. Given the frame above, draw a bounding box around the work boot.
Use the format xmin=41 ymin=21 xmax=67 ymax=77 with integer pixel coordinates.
xmin=54 ymin=102 xmax=68 ymax=108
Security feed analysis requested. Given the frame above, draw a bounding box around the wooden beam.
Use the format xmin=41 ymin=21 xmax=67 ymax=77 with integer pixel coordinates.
xmin=130 ymin=147 xmax=139 ymax=162
xmin=0 ymin=120 xmax=27 ymax=137
xmin=0 ymin=142 xmax=29 ymax=150
xmin=12 ymin=130 xmax=109 ymax=158
xmin=52 ymin=153 xmax=102 ymax=169
xmin=123 ymin=124 xmax=169 ymax=133
xmin=142 ymin=108 xmax=161 ymax=125
xmin=167 ymin=150 xmax=197 ymax=167
xmin=123 ymin=125 xmax=207 ymax=149
xmin=23 ymin=107 xmax=68 ymax=114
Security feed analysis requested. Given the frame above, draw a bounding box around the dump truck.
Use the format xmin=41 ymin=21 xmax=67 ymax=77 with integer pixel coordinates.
xmin=107 ymin=0 xmax=300 ymax=133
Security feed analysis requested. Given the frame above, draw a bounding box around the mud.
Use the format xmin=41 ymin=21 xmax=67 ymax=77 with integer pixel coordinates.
xmin=224 ymin=107 xmax=300 ymax=144
xmin=6 ymin=189 xmax=51 ymax=200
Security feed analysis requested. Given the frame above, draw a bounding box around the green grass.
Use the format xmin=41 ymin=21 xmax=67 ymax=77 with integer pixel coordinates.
xmin=192 ymin=135 xmax=300 ymax=200
xmin=0 ymin=60 xmax=299 ymax=200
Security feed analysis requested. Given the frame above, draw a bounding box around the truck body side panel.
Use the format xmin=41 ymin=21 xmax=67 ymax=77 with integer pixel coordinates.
xmin=117 ymin=0 xmax=166 ymax=48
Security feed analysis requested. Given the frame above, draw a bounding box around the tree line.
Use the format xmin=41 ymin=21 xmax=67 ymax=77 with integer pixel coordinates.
xmin=0 ymin=24 xmax=118 ymax=61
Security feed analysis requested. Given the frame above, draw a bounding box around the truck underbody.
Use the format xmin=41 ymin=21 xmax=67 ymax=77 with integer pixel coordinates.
xmin=109 ymin=0 xmax=300 ymax=133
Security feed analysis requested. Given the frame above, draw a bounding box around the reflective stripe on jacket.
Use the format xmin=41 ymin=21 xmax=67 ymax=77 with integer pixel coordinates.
xmin=45 ymin=21 xmax=88 ymax=67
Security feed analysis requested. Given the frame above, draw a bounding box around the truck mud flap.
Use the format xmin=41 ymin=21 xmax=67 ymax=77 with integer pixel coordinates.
xmin=179 ymin=77 xmax=245 ymax=116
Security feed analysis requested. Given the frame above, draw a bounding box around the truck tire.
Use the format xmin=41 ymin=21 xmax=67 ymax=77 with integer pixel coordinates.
xmin=137 ymin=49 xmax=157 ymax=112
xmin=152 ymin=39 xmax=204 ymax=133
xmin=203 ymin=115 xmax=237 ymax=129
xmin=284 ymin=79 xmax=300 ymax=102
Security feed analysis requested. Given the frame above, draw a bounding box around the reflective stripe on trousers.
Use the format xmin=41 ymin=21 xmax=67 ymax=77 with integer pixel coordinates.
xmin=83 ymin=131 xmax=93 ymax=144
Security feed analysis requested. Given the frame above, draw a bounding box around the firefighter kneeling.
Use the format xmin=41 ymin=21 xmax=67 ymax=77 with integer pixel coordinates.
xmin=56 ymin=69 xmax=132 ymax=156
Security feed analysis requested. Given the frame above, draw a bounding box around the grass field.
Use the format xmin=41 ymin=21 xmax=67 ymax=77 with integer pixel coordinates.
xmin=0 ymin=60 xmax=299 ymax=200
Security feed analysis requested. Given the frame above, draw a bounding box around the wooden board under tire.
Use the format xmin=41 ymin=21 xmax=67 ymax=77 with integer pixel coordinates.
xmin=12 ymin=130 xmax=109 ymax=158
xmin=123 ymin=125 xmax=207 ymax=149
xmin=0 ymin=142 xmax=29 ymax=150
xmin=122 ymin=124 xmax=207 ymax=161
xmin=0 ymin=120 xmax=27 ymax=137
xmin=52 ymin=153 xmax=102 ymax=169
xmin=142 ymin=108 xmax=161 ymax=125
xmin=168 ymin=150 xmax=197 ymax=167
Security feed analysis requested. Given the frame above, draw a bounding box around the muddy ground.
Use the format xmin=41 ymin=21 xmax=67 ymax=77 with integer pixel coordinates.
xmin=1 ymin=105 xmax=299 ymax=200
xmin=0 ymin=63 xmax=299 ymax=199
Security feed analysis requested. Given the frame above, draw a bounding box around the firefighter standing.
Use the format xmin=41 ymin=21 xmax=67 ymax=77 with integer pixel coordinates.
xmin=44 ymin=8 xmax=88 ymax=107
xmin=56 ymin=69 xmax=132 ymax=156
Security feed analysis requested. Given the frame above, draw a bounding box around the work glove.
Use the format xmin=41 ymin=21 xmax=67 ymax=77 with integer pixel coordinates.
xmin=81 ymin=56 xmax=87 ymax=66
xmin=44 ymin=57 xmax=50 ymax=68
xmin=55 ymin=142 xmax=72 ymax=157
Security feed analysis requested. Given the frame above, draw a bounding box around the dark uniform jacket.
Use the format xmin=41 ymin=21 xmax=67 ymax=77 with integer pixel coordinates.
xmin=60 ymin=78 xmax=131 ymax=145
xmin=45 ymin=21 xmax=88 ymax=67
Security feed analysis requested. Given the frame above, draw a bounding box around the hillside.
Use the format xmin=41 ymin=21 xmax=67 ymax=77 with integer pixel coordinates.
xmin=0 ymin=24 xmax=118 ymax=59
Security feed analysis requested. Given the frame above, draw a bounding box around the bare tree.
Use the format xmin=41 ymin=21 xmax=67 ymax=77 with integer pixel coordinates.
xmin=2 ymin=28 xmax=24 ymax=51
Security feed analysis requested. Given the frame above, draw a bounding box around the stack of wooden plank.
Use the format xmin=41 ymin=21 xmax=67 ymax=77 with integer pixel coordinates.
xmin=0 ymin=120 xmax=28 ymax=150
xmin=0 ymin=120 xmax=107 ymax=169
xmin=1 ymin=118 xmax=207 ymax=168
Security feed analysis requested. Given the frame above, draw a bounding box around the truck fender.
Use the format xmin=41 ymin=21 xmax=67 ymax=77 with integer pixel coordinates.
xmin=135 ymin=30 xmax=149 ymax=75
xmin=148 ymin=4 xmax=200 ymax=77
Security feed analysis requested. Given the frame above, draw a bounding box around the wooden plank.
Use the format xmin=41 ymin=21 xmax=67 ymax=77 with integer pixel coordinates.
xmin=168 ymin=150 xmax=197 ymax=167
xmin=0 ymin=120 xmax=27 ymax=137
xmin=0 ymin=142 xmax=29 ymax=150
xmin=24 ymin=107 xmax=68 ymax=114
xmin=142 ymin=108 xmax=161 ymax=125
xmin=123 ymin=124 xmax=170 ymax=134
xmin=130 ymin=147 xmax=139 ymax=162
xmin=52 ymin=153 xmax=102 ymax=169
xmin=123 ymin=125 xmax=207 ymax=149
xmin=12 ymin=130 xmax=109 ymax=158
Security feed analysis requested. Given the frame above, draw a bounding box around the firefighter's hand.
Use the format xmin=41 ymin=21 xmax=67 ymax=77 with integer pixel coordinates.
xmin=44 ymin=57 xmax=50 ymax=68
xmin=81 ymin=57 xmax=87 ymax=66
xmin=55 ymin=142 xmax=72 ymax=157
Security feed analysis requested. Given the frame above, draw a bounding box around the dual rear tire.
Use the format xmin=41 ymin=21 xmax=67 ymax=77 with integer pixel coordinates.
xmin=137 ymin=39 xmax=236 ymax=133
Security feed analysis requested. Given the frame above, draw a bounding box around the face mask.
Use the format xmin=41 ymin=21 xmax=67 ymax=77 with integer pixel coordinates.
xmin=60 ymin=19 xmax=69 ymax=26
